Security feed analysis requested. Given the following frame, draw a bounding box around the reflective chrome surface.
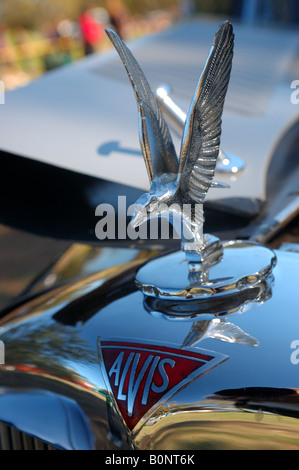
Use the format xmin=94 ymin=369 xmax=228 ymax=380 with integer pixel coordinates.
xmin=107 ymin=24 xmax=280 ymax=307
xmin=250 ymin=195 xmax=299 ymax=244
xmin=106 ymin=23 xmax=234 ymax=256
xmin=136 ymin=241 xmax=276 ymax=302
xmin=0 ymin=18 xmax=298 ymax=453
xmin=0 ymin=246 xmax=298 ymax=449
xmin=155 ymin=85 xmax=246 ymax=175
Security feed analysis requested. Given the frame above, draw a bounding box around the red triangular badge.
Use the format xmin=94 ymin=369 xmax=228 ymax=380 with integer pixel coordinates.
xmin=97 ymin=338 xmax=227 ymax=431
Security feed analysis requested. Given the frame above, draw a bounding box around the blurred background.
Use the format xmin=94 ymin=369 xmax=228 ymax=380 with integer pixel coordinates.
xmin=1 ymin=0 xmax=299 ymax=91
xmin=0 ymin=0 xmax=299 ymax=309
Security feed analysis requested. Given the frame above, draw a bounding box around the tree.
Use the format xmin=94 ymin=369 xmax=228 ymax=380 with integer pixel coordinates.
xmin=0 ymin=0 xmax=180 ymax=29
xmin=0 ymin=0 xmax=104 ymax=29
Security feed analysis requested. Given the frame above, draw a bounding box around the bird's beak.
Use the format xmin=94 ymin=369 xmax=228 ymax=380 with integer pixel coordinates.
xmin=130 ymin=210 xmax=149 ymax=229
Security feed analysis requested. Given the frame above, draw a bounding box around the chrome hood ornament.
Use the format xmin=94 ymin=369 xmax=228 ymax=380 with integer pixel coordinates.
xmin=106 ymin=23 xmax=233 ymax=257
xmin=107 ymin=24 xmax=277 ymax=305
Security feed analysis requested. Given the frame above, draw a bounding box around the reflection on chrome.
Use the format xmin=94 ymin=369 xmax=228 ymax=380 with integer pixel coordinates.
xmin=182 ymin=319 xmax=259 ymax=348
xmin=137 ymin=242 xmax=276 ymax=305
xmin=155 ymin=84 xmax=246 ymax=176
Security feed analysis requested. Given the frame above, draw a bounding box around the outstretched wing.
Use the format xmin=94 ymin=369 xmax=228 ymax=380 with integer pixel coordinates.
xmin=177 ymin=21 xmax=234 ymax=203
xmin=106 ymin=28 xmax=179 ymax=183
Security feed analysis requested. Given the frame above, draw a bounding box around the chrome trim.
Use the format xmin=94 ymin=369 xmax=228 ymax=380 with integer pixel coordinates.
xmin=250 ymin=195 xmax=299 ymax=244
xmin=0 ymin=422 xmax=57 ymax=450
xmin=136 ymin=241 xmax=276 ymax=301
xmin=155 ymin=84 xmax=246 ymax=175
xmin=0 ymin=248 xmax=298 ymax=449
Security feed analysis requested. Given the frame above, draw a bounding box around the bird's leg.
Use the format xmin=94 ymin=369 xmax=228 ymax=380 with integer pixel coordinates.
xmin=181 ymin=204 xmax=205 ymax=260
xmin=180 ymin=204 xmax=208 ymax=283
xmin=180 ymin=204 xmax=223 ymax=283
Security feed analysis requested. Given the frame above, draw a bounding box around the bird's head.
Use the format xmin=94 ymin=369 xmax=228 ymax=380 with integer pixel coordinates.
xmin=130 ymin=192 xmax=160 ymax=229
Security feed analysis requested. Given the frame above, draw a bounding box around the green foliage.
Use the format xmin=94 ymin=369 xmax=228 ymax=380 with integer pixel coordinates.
xmin=0 ymin=0 xmax=104 ymax=29
xmin=0 ymin=0 xmax=179 ymax=29
xmin=123 ymin=0 xmax=178 ymax=15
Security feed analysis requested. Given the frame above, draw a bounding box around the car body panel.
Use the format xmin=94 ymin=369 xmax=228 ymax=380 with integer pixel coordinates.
xmin=0 ymin=20 xmax=299 ymax=209
xmin=0 ymin=17 xmax=299 ymax=451
xmin=0 ymin=246 xmax=298 ymax=449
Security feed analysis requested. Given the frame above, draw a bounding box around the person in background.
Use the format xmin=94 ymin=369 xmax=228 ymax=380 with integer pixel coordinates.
xmin=178 ymin=0 xmax=195 ymax=17
xmin=105 ymin=0 xmax=129 ymax=39
xmin=79 ymin=9 xmax=103 ymax=55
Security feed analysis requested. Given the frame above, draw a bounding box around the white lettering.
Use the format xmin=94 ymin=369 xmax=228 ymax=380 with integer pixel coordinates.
xmin=151 ymin=358 xmax=175 ymax=394
xmin=291 ymin=340 xmax=299 ymax=365
xmin=95 ymin=204 xmax=116 ymax=240
xmin=149 ymin=454 xmax=195 ymax=465
xmin=108 ymin=352 xmax=124 ymax=387
xmin=127 ymin=354 xmax=153 ymax=416
xmin=127 ymin=204 xmax=148 ymax=240
xmin=291 ymin=80 xmax=299 ymax=104
xmin=117 ymin=352 xmax=134 ymax=401
xmin=108 ymin=352 xmax=178 ymax=415
xmin=105 ymin=455 xmax=140 ymax=467
xmin=117 ymin=196 xmax=127 ymax=240
xmin=142 ymin=356 xmax=160 ymax=405
xmin=0 ymin=341 xmax=4 ymax=364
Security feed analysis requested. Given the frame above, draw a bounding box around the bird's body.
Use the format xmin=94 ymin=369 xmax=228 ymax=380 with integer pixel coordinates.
xmin=106 ymin=22 xmax=234 ymax=254
xmin=132 ymin=174 xmax=205 ymax=250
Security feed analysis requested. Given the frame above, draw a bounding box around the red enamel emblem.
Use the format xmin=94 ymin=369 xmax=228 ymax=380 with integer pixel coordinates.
xmin=98 ymin=339 xmax=227 ymax=431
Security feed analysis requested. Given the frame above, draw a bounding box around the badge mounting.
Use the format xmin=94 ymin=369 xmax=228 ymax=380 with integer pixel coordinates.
xmin=97 ymin=338 xmax=228 ymax=432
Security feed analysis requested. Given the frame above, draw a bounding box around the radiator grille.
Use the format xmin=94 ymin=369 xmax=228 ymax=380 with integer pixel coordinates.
xmin=0 ymin=422 xmax=57 ymax=450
